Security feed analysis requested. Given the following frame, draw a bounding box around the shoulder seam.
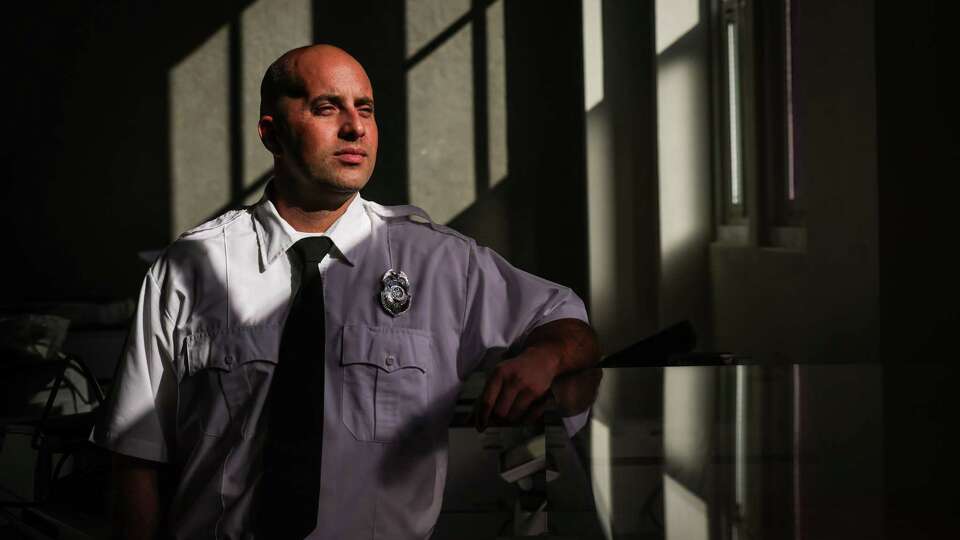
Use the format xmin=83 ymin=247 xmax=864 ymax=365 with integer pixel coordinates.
xmin=364 ymin=200 xmax=472 ymax=243
xmin=389 ymin=218 xmax=472 ymax=244
xmin=148 ymin=265 xmax=177 ymax=325
xmin=179 ymin=208 xmax=249 ymax=238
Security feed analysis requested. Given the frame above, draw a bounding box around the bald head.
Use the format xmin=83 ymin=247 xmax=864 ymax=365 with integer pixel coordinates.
xmin=256 ymin=43 xmax=378 ymax=208
xmin=259 ymin=44 xmax=369 ymax=118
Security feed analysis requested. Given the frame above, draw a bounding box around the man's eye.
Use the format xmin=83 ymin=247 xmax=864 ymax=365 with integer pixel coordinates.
xmin=313 ymin=105 xmax=336 ymax=116
xmin=359 ymin=107 xmax=374 ymax=117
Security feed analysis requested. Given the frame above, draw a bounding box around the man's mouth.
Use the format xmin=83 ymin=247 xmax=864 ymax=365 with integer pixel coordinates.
xmin=334 ymin=148 xmax=367 ymax=165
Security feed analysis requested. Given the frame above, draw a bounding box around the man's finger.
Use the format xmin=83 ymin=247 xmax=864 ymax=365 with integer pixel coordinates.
xmin=492 ymin=378 xmax=521 ymax=425
xmin=476 ymin=372 xmax=504 ymax=431
xmin=506 ymin=390 xmax=537 ymax=422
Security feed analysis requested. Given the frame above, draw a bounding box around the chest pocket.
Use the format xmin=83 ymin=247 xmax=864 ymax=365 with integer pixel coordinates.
xmin=179 ymin=328 xmax=279 ymax=437
xmin=341 ymin=325 xmax=432 ymax=443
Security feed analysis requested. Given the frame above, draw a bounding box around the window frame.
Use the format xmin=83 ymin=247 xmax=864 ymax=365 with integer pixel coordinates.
xmin=713 ymin=0 xmax=804 ymax=246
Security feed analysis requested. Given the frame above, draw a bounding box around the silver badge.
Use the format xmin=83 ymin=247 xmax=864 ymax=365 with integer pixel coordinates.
xmin=380 ymin=269 xmax=411 ymax=317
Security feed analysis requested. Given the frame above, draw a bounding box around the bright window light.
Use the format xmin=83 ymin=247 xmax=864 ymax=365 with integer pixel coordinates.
xmin=726 ymin=21 xmax=743 ymax=207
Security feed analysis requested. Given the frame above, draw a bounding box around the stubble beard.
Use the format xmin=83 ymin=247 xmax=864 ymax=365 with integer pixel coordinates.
xmin=283 ymin=156 xmax=370 ymax=210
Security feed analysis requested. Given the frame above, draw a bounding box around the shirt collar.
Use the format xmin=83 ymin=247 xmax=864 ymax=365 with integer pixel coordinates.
xmin=253 ymin=184 xmax=370 ymax=271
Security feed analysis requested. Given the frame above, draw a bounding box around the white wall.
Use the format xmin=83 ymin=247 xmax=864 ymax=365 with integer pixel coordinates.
xmin=655 ymin=0 xmax=713 ymax=347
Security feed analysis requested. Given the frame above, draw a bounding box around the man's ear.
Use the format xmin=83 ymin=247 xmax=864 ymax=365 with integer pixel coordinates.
xmin=258 ymin=115 xmax=282 ymax=155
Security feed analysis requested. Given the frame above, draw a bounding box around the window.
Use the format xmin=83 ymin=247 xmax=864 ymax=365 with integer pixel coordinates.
xmin=715 ymin=0 xmax=803 ymax=245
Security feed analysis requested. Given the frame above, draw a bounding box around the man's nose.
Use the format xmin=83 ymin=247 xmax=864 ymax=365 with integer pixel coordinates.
xmin=339 ymin=110 xmax=365 ymax=140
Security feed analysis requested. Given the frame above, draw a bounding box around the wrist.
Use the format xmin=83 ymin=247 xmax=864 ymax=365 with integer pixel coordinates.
xmin=524 ymin=343 xmax=562 ymax=378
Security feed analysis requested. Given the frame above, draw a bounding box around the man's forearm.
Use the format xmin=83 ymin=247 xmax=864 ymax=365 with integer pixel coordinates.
xmin=526 ymin=319 xmax=603 ymax=417
xmin=473 ymin=318 xmax=602 ymax=430
xmin=111 ymin=453 xmax=163 ymax=540
xmin=524 ymin=318 xmax=602 ymax=375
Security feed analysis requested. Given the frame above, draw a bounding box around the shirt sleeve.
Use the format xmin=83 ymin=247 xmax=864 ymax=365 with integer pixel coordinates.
xmin=89 ymin=269 xmax=175 ymax=463
xmin=457 ymin=241 xmax=589 ymax=377
xmin=456 ymin=241 xmax=592 ymax=436
xmin=561 ymin=409 xmax=591 ymax=437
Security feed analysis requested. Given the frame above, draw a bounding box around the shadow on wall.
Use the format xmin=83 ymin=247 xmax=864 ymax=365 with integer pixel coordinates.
xmin=2 ymin=0 xmax=267 ymax=303
xmin=582 ymin=0 xmax=713 ymax=537
xmin=3 ymin=0 xmax=587 ymax=312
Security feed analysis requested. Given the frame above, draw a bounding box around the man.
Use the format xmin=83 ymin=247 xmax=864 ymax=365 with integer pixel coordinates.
xmin=92 ymin=44 xmax=601 ymax=539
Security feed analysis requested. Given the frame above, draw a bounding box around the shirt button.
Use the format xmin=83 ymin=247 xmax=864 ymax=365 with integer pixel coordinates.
xmin=224 ymin=355 xmax=234 ymax=366
xmin=385 ymin=355 xmax=395 ymax=367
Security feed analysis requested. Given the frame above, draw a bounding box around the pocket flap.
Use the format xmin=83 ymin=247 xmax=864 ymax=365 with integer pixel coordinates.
xmin=182 ymin=332 xmax=233 ymax=375
xmin=180 ymin=326 xmax=283 ymax=376
xmin=341 ymin=325 xmax=432 ymax=373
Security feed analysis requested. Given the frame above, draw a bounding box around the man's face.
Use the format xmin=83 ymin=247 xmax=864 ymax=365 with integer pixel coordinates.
xmin=269 ymin=49 xmax=378 ymax=196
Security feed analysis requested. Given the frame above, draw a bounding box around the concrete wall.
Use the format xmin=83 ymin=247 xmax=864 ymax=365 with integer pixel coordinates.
xmin=586 ymin=0 xmax=660 ymax=357
xmin=584 ymin=0 xmax=717 ymax=536
xmin=655 ymin=0 xmax=714 ymax=349
xmin=584 ymin=1 xmax=664 ymax=535
xmin=170 ymin=0 xmax=313 ymax=237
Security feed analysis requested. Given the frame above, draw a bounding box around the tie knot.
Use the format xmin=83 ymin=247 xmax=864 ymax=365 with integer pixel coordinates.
xmin=291 ymin=236 xmax=334 ymax=263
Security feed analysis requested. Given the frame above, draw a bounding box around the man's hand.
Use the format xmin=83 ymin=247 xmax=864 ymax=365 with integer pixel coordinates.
xmin=471 ymin=318 xmax=601 ymax=431
xmin=472 ymin=347 xmax=559 ymax=431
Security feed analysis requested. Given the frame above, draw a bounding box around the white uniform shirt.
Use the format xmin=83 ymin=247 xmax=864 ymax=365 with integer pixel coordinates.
xmin=91 ymin=191 xmax=590 ymax=539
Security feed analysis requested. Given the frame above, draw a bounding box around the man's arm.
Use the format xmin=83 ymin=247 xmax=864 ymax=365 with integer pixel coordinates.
xmin=91 ymin=268 xmax=178 ymax=538
xmin=473 ymin=318 xmax=602 ymax=431
xmin=111 ymin=453 xmax=164 ymax=540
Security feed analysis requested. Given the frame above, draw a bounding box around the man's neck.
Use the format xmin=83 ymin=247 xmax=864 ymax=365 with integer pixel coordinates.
xmin=270 ymin=176 xmax=357 ymax=234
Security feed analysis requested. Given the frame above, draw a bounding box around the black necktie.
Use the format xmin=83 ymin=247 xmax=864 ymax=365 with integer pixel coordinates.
xmin=259 ymin=236 xmax=333 ymax=539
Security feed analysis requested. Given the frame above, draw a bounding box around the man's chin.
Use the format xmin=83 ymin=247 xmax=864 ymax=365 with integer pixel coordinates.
xmin=326 ymin=182 xmax=363 ymax=194
xmin=320 ymin=172 xmax=371 ymax=195
xmin=317 ymin=182 xmax=364 ymax=200
xmin=296 ymin=170 xmax=364 ymax=193
xmin=276 ymin=173 xmax=366 ymax=210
